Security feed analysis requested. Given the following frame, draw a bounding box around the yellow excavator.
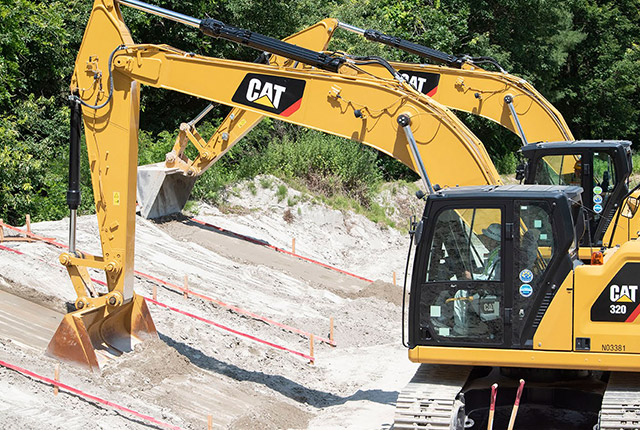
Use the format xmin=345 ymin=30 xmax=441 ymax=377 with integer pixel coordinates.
xmin=138 ymin=17 xmax=572 ymax=219
xmin=48 ymin=1 xmax=640 ymax=428
xmin=137 ymin=19 xmax=638 ymax=253
xmin=48 ymin=0 xmax=501 ymax=372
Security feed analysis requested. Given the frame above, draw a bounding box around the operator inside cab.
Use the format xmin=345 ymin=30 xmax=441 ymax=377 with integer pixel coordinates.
xmin=420 ymin=201 xmax=553 ymax=342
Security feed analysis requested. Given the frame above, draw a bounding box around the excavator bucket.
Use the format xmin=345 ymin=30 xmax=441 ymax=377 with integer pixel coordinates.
xmin=137 ymin=162 xmax=197 ymax=219
xmin=46 ymin=295 xmax=157 ymax=371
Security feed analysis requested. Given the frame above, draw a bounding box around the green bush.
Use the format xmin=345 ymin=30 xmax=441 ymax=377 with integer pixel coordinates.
xmin=190 ymin=126 xmax=387 ymax=207
xmin=0 ymin=96 xmax=94 ymax=224
xmin=495 ymin=152 xmax=518 ymax=175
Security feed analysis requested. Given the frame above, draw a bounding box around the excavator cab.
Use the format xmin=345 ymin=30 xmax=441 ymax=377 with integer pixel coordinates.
xmin=519 ymin=140 xmax=632 ymax=247
xmin=408 ymin=185 xmax=581 ymax=350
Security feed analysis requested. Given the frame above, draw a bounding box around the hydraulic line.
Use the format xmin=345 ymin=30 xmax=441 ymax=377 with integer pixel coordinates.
xmin=117 ymin=0 xmax=345 ymax=72
xmin=337 ymin=21 xmax=506 ymax=72
xmin=67 ymin=95 xmax=82 ymax=255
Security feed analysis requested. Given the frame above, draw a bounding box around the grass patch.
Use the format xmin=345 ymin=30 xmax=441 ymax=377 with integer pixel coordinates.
xmin=183 ymin=200 xmax=199 ymax=214
xmin=287 ymin=195 xmax=301 ymax=206
xmin=259 ymin=177 xmax=273 ymax=189
xmin=633 ymin=152 xmax=640 ymax=175
xmin=187 ymin=124 xmax=414 ymax=227
xmin=247 ymin=181 xmax=257 ymax=196
xmin=276 ymin=184 xmax=288 ymax=202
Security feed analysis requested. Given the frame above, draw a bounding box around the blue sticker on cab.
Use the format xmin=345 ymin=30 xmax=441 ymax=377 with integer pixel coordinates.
xmin=519 ymin=269 xmax=533 ymax=283
xmin=594 ymin=204 xmax=603 ymax=214
xmin=593 ymin=186 xmax=603 ymax=195
xmin=520 ymin=284 xmax=533 ymax=298
xmin=593 ymin=195 xmax=603 ymax=204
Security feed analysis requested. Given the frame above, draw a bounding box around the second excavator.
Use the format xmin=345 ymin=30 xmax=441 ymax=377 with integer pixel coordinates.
xmin=137 ymin=19 xmax=638 ymax=253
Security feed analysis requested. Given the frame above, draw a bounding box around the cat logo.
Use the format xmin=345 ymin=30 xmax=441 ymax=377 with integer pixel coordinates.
xmin=610 ymin=284 xmax=638 ymax=303
xmin=591 ymin=263 xmax=640 ymax=322
xmin=232 ymin=73 xmax=306 ymax=117
xmin=398 ymin=70 xmax=441 ymax=96
xmin=245 ymin=79 xmax=286 ymax=109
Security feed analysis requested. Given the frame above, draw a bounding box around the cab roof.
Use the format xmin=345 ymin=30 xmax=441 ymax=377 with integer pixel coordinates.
xmin=521 ymin=139 xmax=631 ymax=154
xmin=431 ymin=184 xmax=583 ymax=202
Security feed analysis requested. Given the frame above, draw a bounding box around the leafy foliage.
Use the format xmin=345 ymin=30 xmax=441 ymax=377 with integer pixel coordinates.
xmin=191 ymin=126 xmax=384 ymax=207
xmin=1 ymin=0 xmax=639 ymax=224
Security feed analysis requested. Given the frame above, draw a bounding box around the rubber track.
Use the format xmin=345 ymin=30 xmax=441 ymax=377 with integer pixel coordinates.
xmin=394 ymin=364 xmax=472 ymax=429
xmin=599 ymin=372 xmax=640 ymax=429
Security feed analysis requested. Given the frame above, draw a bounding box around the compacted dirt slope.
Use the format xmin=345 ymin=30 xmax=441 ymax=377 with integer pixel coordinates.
xmin=0 ymin=176 xmax=422 ymax=429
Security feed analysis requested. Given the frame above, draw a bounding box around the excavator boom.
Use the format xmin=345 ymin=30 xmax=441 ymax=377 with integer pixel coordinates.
xmin=144 ymin=19 xmax=639 ymax=252
xmin=138 ymin=18 xmax=574 ymax=218
xmin=50 ymin=0 xmax=500 ymax=369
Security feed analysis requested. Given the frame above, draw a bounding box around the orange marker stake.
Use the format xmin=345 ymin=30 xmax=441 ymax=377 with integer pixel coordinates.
xmin=0 ymin=219 xmax=4 ymax=242
xmin=207 ymin=414 xmax=213 ymax=430
xmin=152 ymin=285 xmax=157 ymax=302
xmin=54 ymin=363 xmax=60 ymax=396
xmin=26 ymin=214 xmax=31 ymax=235
xmin=393 ymin=271 xmax=396 ymax=286
xmin=329 ymin=317 xmax=335 ymax=346
xmin=183 ymin=275 xmax=189 ymax=299
xmin=507 ymin=379 xmax=525 ymax=430
xmin=487 ymin=383 xmax=498 ymax=430
xmin=292 ymin=237 xmax=296 ymax=254
xmin=309 ymin=334 xmax=315 ymax=365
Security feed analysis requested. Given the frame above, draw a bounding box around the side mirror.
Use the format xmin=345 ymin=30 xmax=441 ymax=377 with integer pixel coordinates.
xmin=409 ymin=216 xmax=424 ymax=244
xmin=515 ymin=162 xmax=527 ymax=182
xmin=621 ymin=196 xmax=639 ymax=219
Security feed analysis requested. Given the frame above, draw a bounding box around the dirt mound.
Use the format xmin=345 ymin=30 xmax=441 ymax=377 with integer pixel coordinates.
xmin=0 ymin=175 xmax=422 ymax=429
xmin=352 ymin=280 xmax=404 ymax=306
xmin=230 ymin=402 xmax=312 ymax=430
xmin=102 ymin=339 xmax=192 ymax=388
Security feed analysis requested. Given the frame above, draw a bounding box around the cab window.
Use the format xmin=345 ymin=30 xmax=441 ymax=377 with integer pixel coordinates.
xmin=421 ymin=207 xmax=504 ymax=343
xmin=517 ymin=202 xmax=555 ymax=277
xmin=535 ymin=154 xmax=582 ymax=186
xmin=512 ymin=201 xmax=556 ymax=344
xmin=425 ymin=208 xmax=502 ymax=282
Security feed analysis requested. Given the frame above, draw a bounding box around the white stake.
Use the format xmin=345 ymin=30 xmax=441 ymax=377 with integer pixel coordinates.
xmin=487 ymin=383 xmax=498 ymax=430
xmin=507 ymin=379 xmax=525 ymax=430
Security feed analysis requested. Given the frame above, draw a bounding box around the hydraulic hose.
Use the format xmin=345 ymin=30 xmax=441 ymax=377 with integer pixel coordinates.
xmin=67 ymin=95 xmax=82 ymax=255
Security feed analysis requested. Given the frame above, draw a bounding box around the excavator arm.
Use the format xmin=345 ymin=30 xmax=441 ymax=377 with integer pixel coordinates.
xmin=141 ymin=18 xmax=573 ymax=217
xmin=48 ymin=0 xmax=500 ymax=369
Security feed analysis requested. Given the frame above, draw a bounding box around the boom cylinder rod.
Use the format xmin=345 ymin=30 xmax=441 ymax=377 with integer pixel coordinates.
xmin=504 ymin=95 xmax=529 ymax=146
xmin=337 ymin=21 xmax=462 ymax=67
xmin=397 ymin=115 xmax=434 ymax=194
xmin=337 ymin=21 xmax=366 ymax=35
xmin=117 ymin=0 xmax=344 ymax=72
xmin=117 ymin=0 xmax=200 ymax=27
xmin=67 ymin=96 xmax=83 ymax=255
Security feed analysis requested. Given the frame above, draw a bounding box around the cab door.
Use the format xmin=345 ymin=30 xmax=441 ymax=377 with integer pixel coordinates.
xmin=511 ymin=200 xmax=566 ymax=348
xmin=410 ymin=203 xmax=515 ymax=348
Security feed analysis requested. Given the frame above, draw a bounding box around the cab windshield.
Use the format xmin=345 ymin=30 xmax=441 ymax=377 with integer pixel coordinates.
xmin=425 ymin=208 xmax=502 ymax=282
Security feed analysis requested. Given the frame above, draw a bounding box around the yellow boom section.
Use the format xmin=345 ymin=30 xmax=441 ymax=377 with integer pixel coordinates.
xmin=50 ymin=0 xmax=500 ymax=369
xmin=170 ymin=18 xmax=573 ymax=179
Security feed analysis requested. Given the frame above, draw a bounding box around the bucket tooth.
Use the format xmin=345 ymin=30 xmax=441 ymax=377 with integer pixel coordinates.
xmin=46 ymin=295 xmax=157 ymax=371
xmin=137 ymin=162 xmax=197 ymax=219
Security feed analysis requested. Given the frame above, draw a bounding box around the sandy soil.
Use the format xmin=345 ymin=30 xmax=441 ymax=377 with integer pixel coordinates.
xmin=0 ymin=176 xmax=422 ymax=429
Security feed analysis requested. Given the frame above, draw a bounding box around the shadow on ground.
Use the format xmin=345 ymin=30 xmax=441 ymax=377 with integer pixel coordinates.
xmin=159 ymin=332 xmax=398 ymax=409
